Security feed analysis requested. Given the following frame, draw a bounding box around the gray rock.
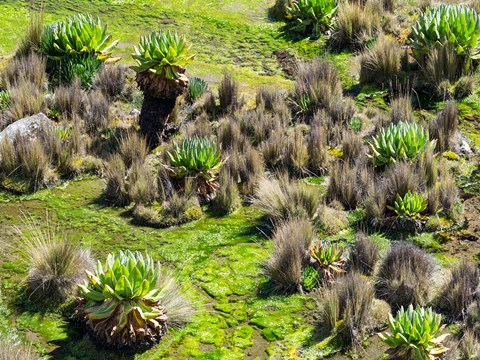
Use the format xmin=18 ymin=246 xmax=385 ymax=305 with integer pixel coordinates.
xmin=452 ymin=131 xmax=473 ymax=155
xmin=0 ymin=113 xmax=53 ymax=143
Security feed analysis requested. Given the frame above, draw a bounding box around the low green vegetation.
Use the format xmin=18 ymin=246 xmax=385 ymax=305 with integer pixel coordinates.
xmin=1 ymin=0 xmax=480 ymax=358
xmin=379 ymin=305 xmax=449 ymax=360
xmin=368 ymin=121 xmax=435 ymax=167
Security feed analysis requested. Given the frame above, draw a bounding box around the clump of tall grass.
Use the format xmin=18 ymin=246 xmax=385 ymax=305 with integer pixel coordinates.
xmin=254 ymin=173 xmax=321 ymax=223
xmin=437 ymin=260 xmax=479 ymax=320
xmin=350 ymin=232 xmax=380 ymax=275
xmin=376 ymin=242 xmax=436 ymax=311
xmin=429 ymin=101 xmax=458 ymax=152
xmin=213 ymin=168 xmax=241 ymax=214
xmin=265 ymin=218 xmax=315 ymax=293
xmin=359 ymin=35 xmax=400 ymax=86
xmin=320 ymin=272 xmax=375 ymax=348
xmin=0 ymin=334 xmax=38 ymax=360
xmin=15 ymin=212 xmax=94 ymax=302
xmin=93 ymin=64 xmax=127 ymax=99
xmin=219 ymin=73 xmax=239 ymax=113
xmin=331 ymin=1 xmax=381 ymax=50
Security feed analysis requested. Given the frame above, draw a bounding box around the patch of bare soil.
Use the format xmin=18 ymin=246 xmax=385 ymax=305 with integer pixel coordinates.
xmin=443 ymin=194 xmax=480 ymax=262
xmin=273 ymin=49 xmax=297 ymax=79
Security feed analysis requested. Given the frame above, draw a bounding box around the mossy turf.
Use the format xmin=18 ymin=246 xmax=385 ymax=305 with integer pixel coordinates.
xmin=0 ymin=179 xmax=336 ymax=359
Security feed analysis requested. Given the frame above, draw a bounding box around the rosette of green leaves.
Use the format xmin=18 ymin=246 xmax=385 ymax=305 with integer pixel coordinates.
xmin=188 ymin=77 xmax=209 ymax=102
xmin=288 ymin=0 xmax=338 ymax=38
xmin=368 ymin=121 xmax=436 ymax=167
xmin=78 ymin=250 xmax=168 ymax=347
xmin=0 ymin=91 xmax=10 ymax=112
xmin=310 ymin=241 xmax=346 ymax=283
xmin=388 ymin=191 xmax=427 ymax=218
xmin=302 ymin=265 xmax=320 ymax=291
xmin=411 ymin=4 xmax=480 ymax=61
xmin=379 ymin=305 xmax=449 ymax=360
xmin=131 ymin=31 xmax=195 ymax=80
xmin=41 ymin=14 xmax=118 ymax=61
xmin=168 ymin=136 xmax=225 ymax=183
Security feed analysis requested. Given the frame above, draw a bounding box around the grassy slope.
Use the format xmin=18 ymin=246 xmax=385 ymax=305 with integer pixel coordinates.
xmin=0 ymin=0 xmax=320 ymax=92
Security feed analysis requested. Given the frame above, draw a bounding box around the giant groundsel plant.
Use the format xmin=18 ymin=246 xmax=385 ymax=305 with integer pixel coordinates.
xmin=78 ymin=251 xmax=171 ymax=348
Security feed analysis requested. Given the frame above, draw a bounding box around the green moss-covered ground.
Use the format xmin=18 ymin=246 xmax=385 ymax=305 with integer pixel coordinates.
xmin=0 ymin=179 xmax=352 ymax=359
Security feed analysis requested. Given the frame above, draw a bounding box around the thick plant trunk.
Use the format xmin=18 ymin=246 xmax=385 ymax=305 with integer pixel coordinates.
xmin=139 ymin=94 xmax=176 ymax=148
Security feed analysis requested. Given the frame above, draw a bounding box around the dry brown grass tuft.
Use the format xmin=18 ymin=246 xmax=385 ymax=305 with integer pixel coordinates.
xmin=265 ymin=218 xmax=315 ymax=293
xmin=350 ymin=232 xmax=380 ymax=275
xmin=16 ymin=212 xmax=94 ymax=302
xmin=376 ymin=242 xmax=436 ymax=311
xmin=359 ymin=35 xmax=400 ymax=86
xmin=118 ymin=131 xmax=148 ymax=168
xmin=320 ymin=272 xmax=375 ymax=348
xmin=254 ymin=173 xmax=321 ymax=222
xmin=93 ymin=64 xmax=127 ymax=99
xmin=7 ymin=79 xmax=45 ymax=121
xmin=213 ymin=168 xmax=241 ymax=214
xmin=83 ymin=89 xmax=110 ymax=133
xmin=219 ymin=73 xmax=239 ymax=113
xmin=331 ymin=1 xmax=381 ymax=50
xmin=429 ymin=100 xmax=458 ymax=152
xmin=54 ymin=79 xmax=84 ymax=120
xmin=437 ymin=260 xmax=479 ymax=320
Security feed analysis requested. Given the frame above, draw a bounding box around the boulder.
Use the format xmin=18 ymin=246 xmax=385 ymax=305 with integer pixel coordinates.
xmin=452 ymin=131 xmax=473 ymax=156
xmin=0 ymin=113 xmax=53 ymax=144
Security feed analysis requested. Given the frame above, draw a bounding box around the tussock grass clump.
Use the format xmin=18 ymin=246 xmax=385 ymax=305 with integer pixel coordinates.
xmin=385 ymin=162 xmax=419 ymax=201
xmin=83 ymin=89 xmax=110 ymax=133
xmin=341 ymin=131 xmax=363 ymax=163
xmin=104 ymin=154 xmax=129 ymax=206
xmin=265 ymin=218 xmax=315 ymax=293
xmin=53 ymin=79 xmax=84 ymax=120
xmin=219 ymin=73 xmax=239 ymax=113
xmin=126 ymin=161 xmax=158 ymax=206
xmin=16 ymin=139 xmax=51 ymax=190
xmin=16 ymin=212 xmax=94 ymax=302
xmin=0 ymin=335 xmax=38 ymax=360
xmin=390 ymin=95 xmax=413 ymax=125
xmin=437 ymin=260 xmax=479 ymax=320
xmin=93 ymin=64 xmax=127 ymax=99
xmin=376 ymin=242 xmax=436 ymax=311
xmin=293 ymin=59 xmax=343 ymax=118
xmin=218 ymin=117 xmax=242 ymax=151
xmin=3 ymin=52 xmax=47 ymax=88
xmin=256 ymin=86 xmax=285 ymax=112
xmin=254 ymin=173 xmax=320 ymax=222
xmin=118 ymin=131 xmax=149 ymax=168
xmin=16 ymin=7 xmax=44 ymax=57
xmin=327 ymin=161 xmax=360 ymax=210
xmin=359 ymin=35 xmax=400 ymax=86
xmin=453 ymin=76 xmax=476 ymax=99
xmin=350 ymin=232 xmax=380 ymax=275
xmin=423 ymin=44 xmax=460 ymax=97
xmin=261 ymin=131 xmax=287 ymax=170
xmin=429 ymin=101 xmax=458 ymax=152
xmin=133 ymin=186 xmax=202 ymax=228
xmin=307 ymin=123 xmax=328 ymax=174
xmin=213 ymin=169 xmax=241 ymax=214
xmin=331 ymin=1 xmax=381 ymax=50
xmin=321 ymin=272 xmax=375 ymax=348
xmin=224 ymin=143 xmax=264 ymax=196
xmin=6 ymin=79 xmax=45 ymax=121
xmin=286 ymin=126 xmax=309 ymax=174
